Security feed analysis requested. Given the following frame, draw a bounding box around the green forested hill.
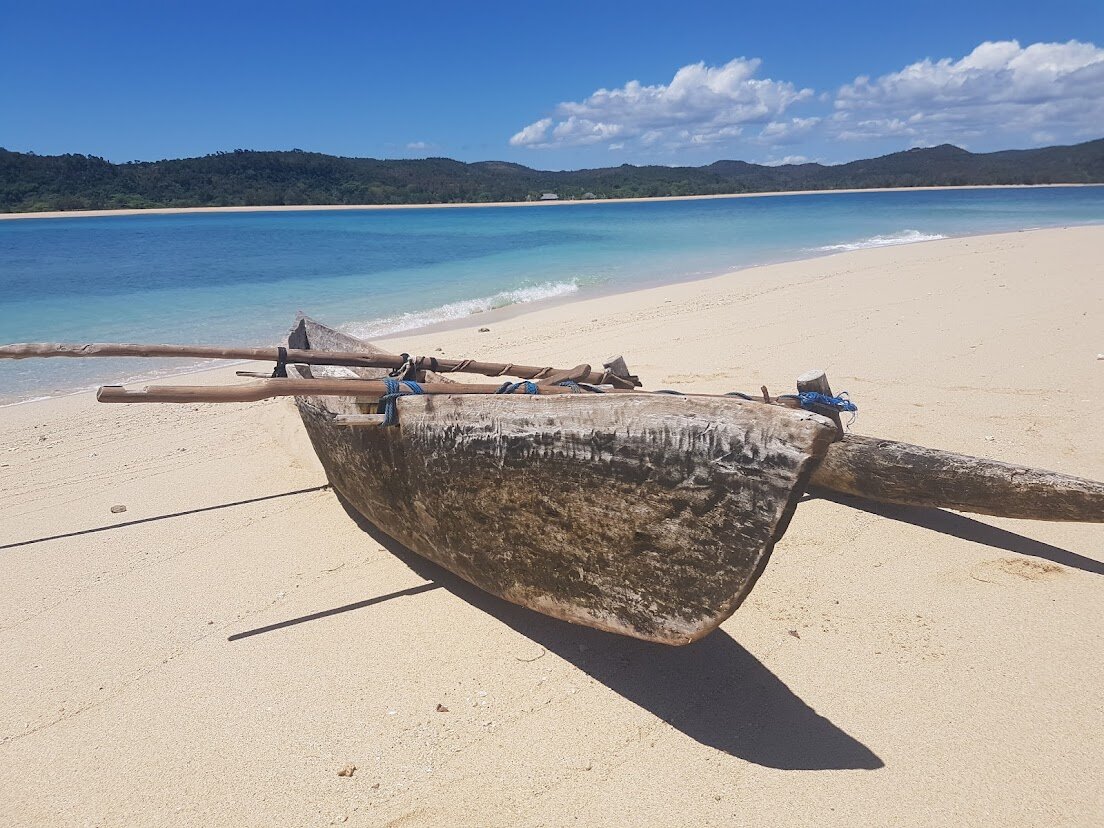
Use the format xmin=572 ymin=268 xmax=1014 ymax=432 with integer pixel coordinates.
xmin=2 ymin=139 xmax=1102 ymax=213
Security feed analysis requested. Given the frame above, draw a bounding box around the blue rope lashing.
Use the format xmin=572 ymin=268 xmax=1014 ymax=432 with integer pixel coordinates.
xmin=797 ymin=390 xmax=857 ymax=413
xmin=377 ymin=378 xmax=424 ymax=426
xmin=797 ymin=390 xmax=858 ymax=427
xmin=555 ymin=380 xmax=604 ymax=393
xmin=495 ymin=380 xmax=539 ymax=395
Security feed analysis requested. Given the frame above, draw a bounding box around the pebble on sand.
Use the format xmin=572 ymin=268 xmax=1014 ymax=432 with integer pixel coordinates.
xmin=478 ymin=327 xmax=490 ymax=332
xmin=337 ymin=764 xmax=356 ymax=778
xmin=110 ymin=504 xmax=127 ymax=514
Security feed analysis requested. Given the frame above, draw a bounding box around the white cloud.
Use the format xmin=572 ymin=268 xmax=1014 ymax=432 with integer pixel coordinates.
xmin=757 ymin=117 xmax=820 ymax=143
xmin=550 ymin=117 xmax=623 ymax=145
xmin=509 ymin=58 xmax=812 ymax=150
xmin=509 ymin=118 xmax=553 ymax=147
xmin=405 ymin=141 xmax=430 ymax=151
xmin=510 ymin=41 xmax=1104 ymax=158
xmin=759 ymin=155 xmax=813 ymax=166
xmin=832 ymin=40 xmax=1104 ymax=143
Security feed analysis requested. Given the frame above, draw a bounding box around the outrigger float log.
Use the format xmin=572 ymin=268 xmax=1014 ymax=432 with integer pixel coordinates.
xmin=2 ymin=315 xmax=1101 ymax=644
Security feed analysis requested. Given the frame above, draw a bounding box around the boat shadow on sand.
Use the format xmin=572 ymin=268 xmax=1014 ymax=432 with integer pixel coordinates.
xmin=243 ymin=484 xmax=1100 ymax=769
xmin=257 ymin=493 xmax=885 ymax=771
xmin=809 ymin=491 xmax=1104 ymax=576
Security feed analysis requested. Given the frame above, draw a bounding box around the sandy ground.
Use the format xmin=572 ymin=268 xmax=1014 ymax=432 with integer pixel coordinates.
xmin=0 ymin=183 xmax=1099 ymax=220
xmin=0 ymin=227 xmax=1101 ymax=827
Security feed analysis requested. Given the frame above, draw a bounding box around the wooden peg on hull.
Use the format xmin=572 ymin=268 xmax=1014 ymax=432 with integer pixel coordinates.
xmin=797 ymin=369 xmax=844 ymax=438
xmin=601 ymin=355 xmax=640 ymax=389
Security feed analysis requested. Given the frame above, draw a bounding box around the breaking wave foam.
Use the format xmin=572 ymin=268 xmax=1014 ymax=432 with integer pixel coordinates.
xmin=815 ymin=229 xmax=947 ymax=252
xmin=344 ymin=279 xmax=582 ymax=339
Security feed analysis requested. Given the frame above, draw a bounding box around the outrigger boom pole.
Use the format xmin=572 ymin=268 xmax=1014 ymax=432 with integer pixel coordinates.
xmin=0 ymin=342 xmax=641 ymax=388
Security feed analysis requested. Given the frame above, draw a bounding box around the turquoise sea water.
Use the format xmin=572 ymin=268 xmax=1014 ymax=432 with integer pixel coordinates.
xmin=1 ymin=186 xmax=1103 ymax=403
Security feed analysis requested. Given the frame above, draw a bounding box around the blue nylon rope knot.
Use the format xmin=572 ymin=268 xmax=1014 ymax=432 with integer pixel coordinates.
xmin=495 ymin=381 xmax=538 ymax=395
xmin=798 ymin=390 xmax=858 ymax=427
xmin=797 ymin=390 xmax=858 ymax=413
xmin=378 ymin=378 xmax=424 ymax=426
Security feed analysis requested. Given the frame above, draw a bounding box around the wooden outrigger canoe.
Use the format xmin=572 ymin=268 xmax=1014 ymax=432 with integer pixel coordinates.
xmin=2 ymin=318 xmax=1101 ymax=644
xmin=286 ymin=316 xmax=839 ymax=644
xmin=281 ymin=316 xmax=1102 ymax=643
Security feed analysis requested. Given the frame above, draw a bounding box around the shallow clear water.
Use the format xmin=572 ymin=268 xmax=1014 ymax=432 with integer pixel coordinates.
xmin=1 ymin=186 xmax=1102 ymax=402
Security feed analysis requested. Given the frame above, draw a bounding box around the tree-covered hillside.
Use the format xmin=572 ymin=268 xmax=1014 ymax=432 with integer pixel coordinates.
xmin=2 ymin=139 xmax=1102 ymax=213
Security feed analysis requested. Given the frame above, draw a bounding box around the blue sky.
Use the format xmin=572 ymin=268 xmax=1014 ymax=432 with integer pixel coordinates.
xmin=2 ymin=1 xmax=1101 ymax=168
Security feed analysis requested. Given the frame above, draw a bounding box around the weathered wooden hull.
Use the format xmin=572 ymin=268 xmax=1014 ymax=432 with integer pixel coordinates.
xmin=288 ymin=316 xmax=836 ymax=644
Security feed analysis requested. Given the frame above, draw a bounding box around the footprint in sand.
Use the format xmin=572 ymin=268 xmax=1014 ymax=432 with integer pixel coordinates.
xmin=970 ymin=557 xmax=1065 ymax=584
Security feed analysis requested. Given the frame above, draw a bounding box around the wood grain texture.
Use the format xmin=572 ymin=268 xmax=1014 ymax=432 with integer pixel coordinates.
xmin=813 ymin=434 xmax=1104 ymax=522
xmin=288 ymin=316 xmax=836 ymax=644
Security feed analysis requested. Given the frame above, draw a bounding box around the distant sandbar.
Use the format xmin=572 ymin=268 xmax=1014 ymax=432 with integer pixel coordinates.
xmin=2 ymin=183 xmax=1100 ymax=221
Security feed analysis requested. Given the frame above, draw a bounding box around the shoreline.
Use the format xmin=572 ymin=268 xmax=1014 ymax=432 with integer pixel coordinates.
xmin=1 ymin=224 xmax=1098 ymax=408
xmin=0 ymin=227 xmax=1018 ymax=405
xmin=2 ymin=182 xmax=1102 ymax=221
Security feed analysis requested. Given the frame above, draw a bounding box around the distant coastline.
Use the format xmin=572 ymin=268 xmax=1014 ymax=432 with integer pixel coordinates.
xmin=5 ymin=138 xmax=1101 ymax=216
xmin=2 ymin=182 xmax=1101 ymax=221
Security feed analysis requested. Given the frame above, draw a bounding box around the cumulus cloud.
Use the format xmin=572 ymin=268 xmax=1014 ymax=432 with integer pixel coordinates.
xmin=510 ymin=41 xmax=1104 ymax=157
xmin=509 ymin=119 xmax=553 ymax=147
xmin=405 ymin=141 xmax=430 ymax=151
xmin=757 ymin=117 xmax=821 ymax=143
xmin=759 ymin=155 xmax=813 ymax=166
xmin=832 ymin=40 xmax=1104 ymax=143
xmin=509 ymin=58 xmax=812 ymax=150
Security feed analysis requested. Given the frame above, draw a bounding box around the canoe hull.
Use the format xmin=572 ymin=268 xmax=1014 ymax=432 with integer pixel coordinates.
xmin=288 ymin=316 xmax=836 ymax=644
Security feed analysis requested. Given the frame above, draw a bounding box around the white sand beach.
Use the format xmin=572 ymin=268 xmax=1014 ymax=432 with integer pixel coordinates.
xmin=0 ymin=226 xmax=1101 ymax=826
